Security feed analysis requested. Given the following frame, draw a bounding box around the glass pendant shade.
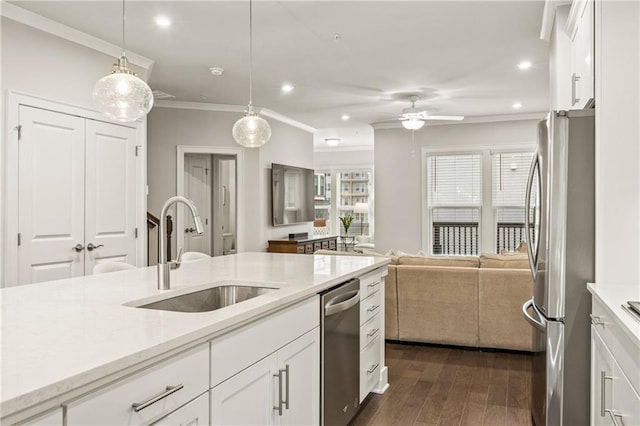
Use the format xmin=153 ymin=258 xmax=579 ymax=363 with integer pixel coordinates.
xmin=402 ymin=117 xmax=425 ymax=130
xmin=232 ymin=107 xmax=272 ymax=148
xmin=93 ymin=57 xmax=153 ymax=123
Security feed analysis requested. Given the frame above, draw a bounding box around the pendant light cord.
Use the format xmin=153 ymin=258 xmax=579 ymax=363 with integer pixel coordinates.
xmin=248 ymin=0 xmax=253 ymax=107
xmin=121 ymin=0 xmax=126 ymax=57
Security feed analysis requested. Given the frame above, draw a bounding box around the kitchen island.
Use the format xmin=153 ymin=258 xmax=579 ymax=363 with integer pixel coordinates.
xmin=1 ymin=252 xmax=389 ymax=424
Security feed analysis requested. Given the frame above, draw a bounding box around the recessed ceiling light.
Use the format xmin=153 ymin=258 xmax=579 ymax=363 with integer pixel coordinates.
xmin=154 ymin=16 xmax=171 ymax=28
xmin=209 ymin=67 xmax=224 ymax=76
xmin=512 ymin=102 xmax=523 ymax=109
xmin=325 ymin=138 xmax=340 ymax=147
xmin=281 ymin=84 xmax=294 ymax=93
xmin=341 ymin=114 xmax=350 ymax=121
xmin=517 ymin=60 xmax=532 ymax=70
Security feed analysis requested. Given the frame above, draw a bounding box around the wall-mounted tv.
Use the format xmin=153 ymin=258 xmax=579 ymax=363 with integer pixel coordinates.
xmin=271 ymin=163 xmax=315 ymax=226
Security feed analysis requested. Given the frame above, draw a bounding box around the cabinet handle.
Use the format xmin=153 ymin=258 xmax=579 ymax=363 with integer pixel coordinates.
xmin=131 ymin=384 xmax=184 ymax=412
xmin=367 ymin=328 xmax=380 ymax=337
xmin=367 ymin=281 xmax=380 ymax=288
xmin=601 ymin=370 xmax=616 ymax=417
xmin=367 ymin=304 xmax=380 ymax=312
xmin=367 ymin=363 xmax=380 ymax=374
xmin=283 ymin=364 xmax=290 ymax=410
xmin=273 ymin=369 xmax=284 ymax=416
xmin=591 ymin=314 xmax=604 ymax=326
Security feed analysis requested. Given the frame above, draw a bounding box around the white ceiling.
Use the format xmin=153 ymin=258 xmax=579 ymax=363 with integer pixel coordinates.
xmin=10 ymin=1 xmax=549 ymax=149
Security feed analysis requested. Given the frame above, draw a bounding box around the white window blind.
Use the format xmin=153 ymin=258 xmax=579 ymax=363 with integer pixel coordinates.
xmin=427 ymin=154 xmax=481 ymax=255
xmin=492 ymin=151 xmax=535 ymax=252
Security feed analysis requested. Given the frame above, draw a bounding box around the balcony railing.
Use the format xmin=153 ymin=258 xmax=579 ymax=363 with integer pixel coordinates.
xmin=496 ymin=222 xmax=534 ymax=253
xmin=432 ymin=222 xmax=479 ymax=255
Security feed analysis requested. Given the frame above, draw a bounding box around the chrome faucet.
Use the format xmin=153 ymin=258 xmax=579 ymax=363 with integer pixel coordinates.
xmin=158 ymin=196 xmax=204 ymax=290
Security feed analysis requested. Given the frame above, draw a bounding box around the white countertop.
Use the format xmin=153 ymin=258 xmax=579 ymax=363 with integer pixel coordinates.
xmin=0 ymin=252 xmax=388 ymax=421
xmin=587 ymin=282 xmax=640 ymax=347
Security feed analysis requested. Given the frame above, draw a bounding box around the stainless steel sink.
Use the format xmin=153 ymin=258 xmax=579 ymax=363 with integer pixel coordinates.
xmin=135 ymin=285 xmax=277 ymax=313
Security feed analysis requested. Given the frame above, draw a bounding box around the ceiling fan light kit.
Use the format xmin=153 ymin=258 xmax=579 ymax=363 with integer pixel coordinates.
xmin=398 ymin=95 xmax=464 ymax=130
xmin=93 ymin=0 xmax=153 ymax=123
xmin=233 ymin=0 xmax=272 ymax=148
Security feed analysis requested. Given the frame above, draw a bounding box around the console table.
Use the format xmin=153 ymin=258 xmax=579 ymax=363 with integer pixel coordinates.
xmin=267 ymin=236 xmax=337 ymax=254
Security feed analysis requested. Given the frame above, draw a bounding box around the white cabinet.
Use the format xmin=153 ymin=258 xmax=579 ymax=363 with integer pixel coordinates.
xmin=567 ymin=0 xmax=595 ymax=108
xmin=210 ymin=329 xmax=319 ymax=426
xmin=66 ymin=344 xmax=209 ymax=426
xmin=16 ymin=105 xmax=139 ymax=285
xmin=358 ymin=268 xmax=388 ymax=402
xmin=210 ymin=297 xmax=320 ymax=426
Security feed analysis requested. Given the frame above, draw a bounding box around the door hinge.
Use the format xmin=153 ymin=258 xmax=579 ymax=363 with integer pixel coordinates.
xmin=205 ymin=168 xmax=209 ymax=176
xmin=135 ymin=145 xmax=142 ymax=156
xmin=16 ymin=125 xmax=22 ymax=141
xmin=205 ymin=218 xmax=209 ymax=225
xmin=17 ymin=233 xmax=21 ymax=246
xmin=135 ymin=227 xmax=139 ymax=238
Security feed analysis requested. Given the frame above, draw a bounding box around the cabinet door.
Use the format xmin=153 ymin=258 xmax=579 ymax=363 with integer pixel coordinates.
xmin=276 ymin=328 xmax=320 ymax=426
xmin=152 ymin=392 xmax=209 ymax=426
xmin=611 ymin=362 xmax=640 ymax=426
xmin=210 ymin=353 xmax=278 ymax=426
xmin=591 ymin=327 xmax=616 ymax=426
xmin=84 ymin=120 xmax=138 ymax=273
xmin=570 ymin=0 xmax=594 ymax=108
xmin=18 ymin=106 xmax=86 ymax=285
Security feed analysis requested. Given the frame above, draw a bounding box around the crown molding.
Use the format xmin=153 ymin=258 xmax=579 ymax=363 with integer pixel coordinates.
xmin=154 ymin=100 xmax=317 ymax=134
xmin=1 ymin=2 xmax=154 ymax=72
xmin=313 ymin=145 xmax=374 ymax=153
xmin=370 ymin=112 xmax=547 ymax=130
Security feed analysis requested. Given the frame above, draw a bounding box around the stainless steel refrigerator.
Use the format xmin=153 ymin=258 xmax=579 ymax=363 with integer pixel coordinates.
xmin=522 ymin=109 xmax=595 ymax=426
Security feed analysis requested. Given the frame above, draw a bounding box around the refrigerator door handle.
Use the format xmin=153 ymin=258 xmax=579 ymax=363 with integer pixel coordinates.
xmin=524 ymin=154 xmax=540 ymax=281
xmin=522 ymin=298 xmax=547 ymax=331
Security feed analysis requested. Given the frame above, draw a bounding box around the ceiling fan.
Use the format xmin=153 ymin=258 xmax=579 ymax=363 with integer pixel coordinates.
xmin=399 ymin=95 xmax=464 ymax=130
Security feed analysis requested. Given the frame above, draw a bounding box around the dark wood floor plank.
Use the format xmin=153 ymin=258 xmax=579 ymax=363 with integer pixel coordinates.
xmin=351 ymin=342 xmax=533 ymax=426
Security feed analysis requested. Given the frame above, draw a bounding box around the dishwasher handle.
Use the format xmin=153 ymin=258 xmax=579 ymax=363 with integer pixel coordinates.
xmin=325 ymin=290 xmax=360 ymax=316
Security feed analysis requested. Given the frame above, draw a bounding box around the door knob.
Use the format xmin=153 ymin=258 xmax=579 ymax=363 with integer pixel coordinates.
xmin=72 ymin=244 xmax=85 ymax=252
xmin=87 ymin=243 xmax=104 ymax=251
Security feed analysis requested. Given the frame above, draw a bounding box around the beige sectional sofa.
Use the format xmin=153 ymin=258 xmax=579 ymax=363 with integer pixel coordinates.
xmin=316 ymin=249 xmax=535 ymax=352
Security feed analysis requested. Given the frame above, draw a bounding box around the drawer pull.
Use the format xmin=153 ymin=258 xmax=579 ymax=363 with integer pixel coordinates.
xmin=591 ymin=314 xmax=604 ymax=325
xmin=367 ymin=281 xmax=380 ymax=288
xmin=273 ymin=364 xmax=290 ymax=416
xmin=367 ymin=304 xmax=380 ymax=313
xmin=367 ymin=328 xmax=380 ymax=337
xmin=132 ymin=384 xmax=184 ymax=412
xmin=367 ymin=363 xmax=380 ymax=374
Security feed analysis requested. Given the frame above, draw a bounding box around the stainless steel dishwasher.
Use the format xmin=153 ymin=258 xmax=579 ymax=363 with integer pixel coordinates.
xmin=321 ymin=278 xmax=360 ymax=426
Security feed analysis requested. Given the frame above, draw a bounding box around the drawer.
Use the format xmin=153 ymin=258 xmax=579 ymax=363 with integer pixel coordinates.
xmin=296 ymin=245 xmax=305 ymax=254
xmin=592 ymin=297 xmax=640 ymax=394
xmin=360 ymin=289 xmax=381 ymax=326
xmin=329 ymin=239 xmax=336 ymax=250
xmin=360 ymin=270 xmax=384 ymax=300
xmin=359 ymin=337 xmax=381 ymax=402
xmin=314 ymin=241 xmax=322 ymax=251
xmin=66 ymin=344 xmax=209 ymax=426
xmin=321 ymin=240 xmax=329 ymax=249
xmin=153 ymin=391 xmax=209 ymax=426
xmin=360 ymin=313 xmax=381 ymax=351
xmin=305 ymin=243 xmax=314 ymax=254
xmin=211 ymin=296 xmax=319 ymax=386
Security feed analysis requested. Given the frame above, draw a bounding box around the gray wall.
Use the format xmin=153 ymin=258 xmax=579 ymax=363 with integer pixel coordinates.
xmin=147 ymin=106 xmax=313 ymax=253
xmin=374 ymin=119 xmax=539 ymax=254
xmin=313 ymin=149 xmax=374 ymax=169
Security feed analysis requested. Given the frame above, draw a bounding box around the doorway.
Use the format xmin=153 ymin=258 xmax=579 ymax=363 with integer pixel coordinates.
xmin=177 ymin=146 xmax=242 ymax=257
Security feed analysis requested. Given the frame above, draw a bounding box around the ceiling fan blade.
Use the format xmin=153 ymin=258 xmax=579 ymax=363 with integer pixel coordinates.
xmin=422 ymin=115 xmax=464 ymax=121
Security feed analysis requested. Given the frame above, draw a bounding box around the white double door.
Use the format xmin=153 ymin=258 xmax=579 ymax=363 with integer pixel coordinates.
xmin=17 ymin=106 xmax=138 ymax=285
xmin=183 ymin=154 xmax=211 ymax=255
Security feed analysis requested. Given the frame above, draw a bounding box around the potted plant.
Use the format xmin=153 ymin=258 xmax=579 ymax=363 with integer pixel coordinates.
xmin=339 ymin=214 xmax=354 ymax=236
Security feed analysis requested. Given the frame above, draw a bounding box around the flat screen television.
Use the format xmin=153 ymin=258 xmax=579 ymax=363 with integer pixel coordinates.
xmin=271 ymin=163 xmax=315 ymax=226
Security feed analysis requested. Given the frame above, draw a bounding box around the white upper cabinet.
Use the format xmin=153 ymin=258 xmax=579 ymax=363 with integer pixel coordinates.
xmin=567 ymin=0 xmax=595 ymax=108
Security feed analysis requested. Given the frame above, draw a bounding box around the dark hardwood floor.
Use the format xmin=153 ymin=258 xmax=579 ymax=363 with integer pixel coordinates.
xmin=351 ymin=342 xmax=533 ymax=426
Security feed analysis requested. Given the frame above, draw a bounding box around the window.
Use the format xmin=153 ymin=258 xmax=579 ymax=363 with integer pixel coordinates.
xmin=314 ymin=168 xmax=373 ymax=238
xmin=492 ymin=152 xmax=535 ymax=253
xmin=424 ymin=149 xmax=535 ymax=256
xmin=427 ymin=154 xmax=481 ymax=255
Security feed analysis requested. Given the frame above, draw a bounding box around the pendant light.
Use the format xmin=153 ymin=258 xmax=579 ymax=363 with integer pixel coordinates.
xmin=92 ymin=0 xmax=153 ymax=123
xmin=232 ymin=0 xmax=272 ymax=148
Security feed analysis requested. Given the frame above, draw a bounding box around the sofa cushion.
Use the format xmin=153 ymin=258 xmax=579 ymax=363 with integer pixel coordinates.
xmin=479 ymin=253 xmax=529 ymax=269
xmin=398 ymin=255 xmax=479 ymax=268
